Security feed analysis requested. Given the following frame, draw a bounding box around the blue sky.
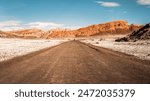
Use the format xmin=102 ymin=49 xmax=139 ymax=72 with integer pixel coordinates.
xmin=0 ymin=0 xmax=150 ymax=31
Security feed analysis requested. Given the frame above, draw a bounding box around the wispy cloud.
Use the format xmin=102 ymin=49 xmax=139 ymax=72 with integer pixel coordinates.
xmin=0 ymin=20 xmax=81 ymax=31
xmin=96 ymin=1 xmax=120 ymax=7
xmin=0 ymin=21 xmax=24 ymax=31
xmin=27 ymin=22 xmax=64 ymax=30
xmin=137 ymin=0 xmax=150 ymax=5
xmin=0 ymin=20 xmax=21 ymax=27
xmin=63 ymin=26 xmax=81 ymax=30
xmin=0 ymin=21 xmax=65 ymax=31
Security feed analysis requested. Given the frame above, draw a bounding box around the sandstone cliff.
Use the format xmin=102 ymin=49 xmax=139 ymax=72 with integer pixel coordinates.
xmin=48 ymin=20 xmax=142 ymax=38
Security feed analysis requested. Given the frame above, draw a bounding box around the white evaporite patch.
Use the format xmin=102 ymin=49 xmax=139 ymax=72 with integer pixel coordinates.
xmin=0 ymin=38 xmax=67 ymax=62
xmin=81 ymin=38 xmax=150 ymax=60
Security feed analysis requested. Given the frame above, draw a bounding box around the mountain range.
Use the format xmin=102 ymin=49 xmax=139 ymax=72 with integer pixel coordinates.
xmin=0 ymin=20 xmax=142 ymax=39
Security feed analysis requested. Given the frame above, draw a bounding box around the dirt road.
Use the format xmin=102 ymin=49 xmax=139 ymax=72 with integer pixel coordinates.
xmin=0 ymin=41 xmax=150 ymax=84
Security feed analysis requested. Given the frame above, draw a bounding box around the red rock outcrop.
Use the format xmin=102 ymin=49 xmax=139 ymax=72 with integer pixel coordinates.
xmin=48 ymin=20 xmax=142 ymax=38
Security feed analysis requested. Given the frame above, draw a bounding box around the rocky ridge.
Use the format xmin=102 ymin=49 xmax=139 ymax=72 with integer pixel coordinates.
xmin=115 ymin=23 xmax=150 ymax=42
xmin=48 ymin=20 xmax=141 ymax=38
xmin=0 ymin=20 xmax=142 ymax=38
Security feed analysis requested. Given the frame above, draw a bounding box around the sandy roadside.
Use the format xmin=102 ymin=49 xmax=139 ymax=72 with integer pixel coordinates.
xmin=80 ymin=37 xmax=150 ymax=60
xmin=0 ymin=38 xmax=67 ymax=62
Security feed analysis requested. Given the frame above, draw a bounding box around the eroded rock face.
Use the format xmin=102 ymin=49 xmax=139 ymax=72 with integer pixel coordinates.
xmin=129 ymin=24 xmax=142 ymax=32
xmin=9 ymin=29 xmax=45 ymax=38
xmin=115 ymin=23 xmax=150 ymax=42
xmin=129 ymin=23 xmax=150 ymax=40
xmin=48 ymin=20 xmax=142 ymax=38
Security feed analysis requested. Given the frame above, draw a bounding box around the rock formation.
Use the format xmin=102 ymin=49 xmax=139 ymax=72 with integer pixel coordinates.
xmin=129 ymin=23 xmax=150 ymax=40
xmin=0 ymin=20 xmax=142 ymax=39
xmin=9 ymin=29 xmax=45 ymax=38
xmin=48 ymin=20 xmax=142 ymax=38
xmin=0 ymin=30 xmax=16 ymax=38
xmin=0 ymin=30 xmax=7 ymax=37
xmin=115 ymin=23 xmax=150 ymax=42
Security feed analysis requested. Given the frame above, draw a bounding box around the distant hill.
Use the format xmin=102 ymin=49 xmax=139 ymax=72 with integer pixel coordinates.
xmin=0 ymin=20 xmax=143 ymax=39
xmin=0 ymin=30 xmax=16 ymax=38
xmin=0 ymin=30 xmax=7 ymax=37
xmin=8 ymin=29 xmax=45 ymax=38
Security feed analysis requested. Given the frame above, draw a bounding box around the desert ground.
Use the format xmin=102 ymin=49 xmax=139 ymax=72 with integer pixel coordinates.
xmin=0 ymin=37 xmax=150 ymax=84
xmin=1 ymin=36 xmax=150 ymax=62
xmin=80 ymin=36 xmax=150 ymax=60
xmin=0 ymin=38 xmax=67 ymax=62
